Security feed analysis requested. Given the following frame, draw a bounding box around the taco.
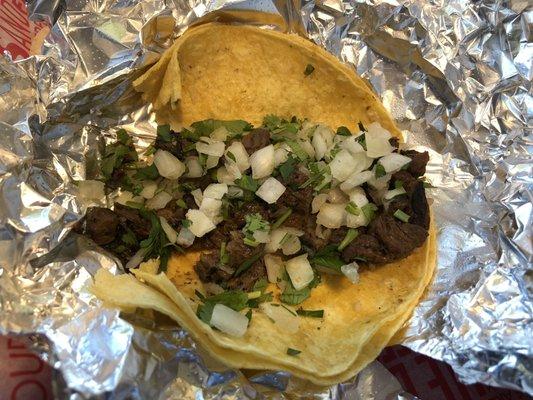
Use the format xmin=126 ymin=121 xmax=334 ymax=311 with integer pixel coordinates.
xmin=83 ymin=23 xmax=436 ymax=383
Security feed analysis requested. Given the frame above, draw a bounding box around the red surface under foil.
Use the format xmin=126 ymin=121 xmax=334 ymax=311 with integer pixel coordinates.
xmin=0 ymin=2 xmax=530 ymax=400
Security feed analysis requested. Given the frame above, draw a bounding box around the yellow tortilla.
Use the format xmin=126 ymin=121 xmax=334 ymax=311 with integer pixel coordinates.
xmin=90 ymin=22 xmax=440 ymax=384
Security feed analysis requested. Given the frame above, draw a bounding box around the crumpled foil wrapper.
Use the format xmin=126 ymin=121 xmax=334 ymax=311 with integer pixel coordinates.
xmin=0 ymin=0 xmax=531 ymax=398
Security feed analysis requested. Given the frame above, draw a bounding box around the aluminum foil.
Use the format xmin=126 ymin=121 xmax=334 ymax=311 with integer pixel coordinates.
xmin=0 ymin=0 xmax=531 ymax=398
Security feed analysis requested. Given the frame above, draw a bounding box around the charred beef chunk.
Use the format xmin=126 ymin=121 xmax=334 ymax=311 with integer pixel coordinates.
xmin=241 ymin=128 xmax=271 ymax=154
xmin=234 ymin=203 xmax=270 ymax=227
xmin=282 ymin=212 xmax=330 ymax=251
xmin=278 ymin=186 xmax=313 ymax=210
xmin=390 ymin=170 xmax=429 ymax=229
xmin=282 ymin=212 xmax=306 ymax=230
xmin=204 ymin=220 xmax=238 ymax=249
xmin=182 ymin=175 xmax=213 ymax=192
xmin=389 ymin=137 xmax=400 ymax=148
xmin=85 ymin=207 xmax=119 ymax=245
xmin=114 ymin=203 xmax=150 ymax=238
xmin=156 ymin=201 xmax=186 ymax=227
xmin=368 ymin=214 xmax=427 ymax=259
xmin=401 ymin=150 xmax=429 ymax=177
xmin=194 ymin=250 xmax=232 ymax=284
xmin=342 ymin=234 xmax=391 ymax=264
xmin=329 ymin=227 xmax=348 ymax=245
xmin=226 ymin=231 xmax=256 ymax=265
xmin=226 ymin=258 xmax=266 ymax=291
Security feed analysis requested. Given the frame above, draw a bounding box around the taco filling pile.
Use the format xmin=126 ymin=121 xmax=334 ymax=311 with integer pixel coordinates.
xmin=83 ymin=23 xmax=437 ymax=385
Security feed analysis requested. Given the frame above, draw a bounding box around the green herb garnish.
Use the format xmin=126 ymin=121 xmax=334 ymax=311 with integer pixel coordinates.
xmin=336 ymin=126 xmax=351 ymax=136
xmin=196 ymin=290 xmax=249 ymax=324
xmin=220 ymin=242 xmax=229 ymax=265
xmin=285 ymin=139 xmax=308 ymax=161
xmin=375 ymin=163 xmax=387 ymax=178
xmin=176 ymin=198 xmax=187 ymax=209
xmin=226 ymin=151 xmax=236 ymax=163
xmin=394 ymin=180 xmax=404 ymax=189
xmin=278 ymin=155 xmax=297 ymax=181
xmin=234 ymin=251 xmax=264 ymax=277
xmin=310 ymin=245 xmax=344 ymax=272
xmin=345 ymin=202 xmax=360 ymax=216
xmin=182 ymin=219 xmax=192 ymax=229
xmin=361 ymin=203 xmax=378 ymax=222
xmin=121 ymin=228 xmax=138 ymax=247
xmin=296 ymin=308 xmax=324 ymax=318
xmin=393 ymin=209 xmax=411 ymax=223
xmin=271 ymin=208 xmax=292 ymax=229
xmin=337 ymin=229 xmax=359 ymax=251
xmin=304 ymin=64 xmax=315 ymax=76
xmin=191 ymin=119 xmax=252 ymax=138
xmin=236 ymin=175 xmax=259 ymax=192
xmin=157 ymin=125 xmax=172 ymax=142
xmin=134 ymin=163 xmax=159 ymax=180
xmin=287 ymin=348 xmax=301 ymax=356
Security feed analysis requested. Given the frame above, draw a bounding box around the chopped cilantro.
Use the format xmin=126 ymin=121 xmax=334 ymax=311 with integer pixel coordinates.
xmin=121 ymin=228 xmax=137 ymax=247
xmin=278 ymin=155 xmax=297 ymax=181
xmin=244 ymin=237 xmax=260 ymax=247
xmin=253 ymin=278 xmax=268 ymax=293
xmin=358 ymin=122 xmax=366 ymax=132
xmin=156 ymin=125 xmax=172 ymax=142
xmin=116 ymin=129 xmax=130 ymax=144
xmin=139 ymin=212 xmax=171 ymax=270
xmin=393 ymin=209 xmax=411 ymax=223
xmin=196 ymin=290 xmax=249 ymax=324
xmin=134 ymin=163 xmax=159 ymax=180
xmin=246 ymin=309 xmax=253 ymax=321
xmin=361 ymin=203 xmax=378 ymax=222
xmin=234 ymin=251 xmax=264 ymax=277
xmin=101 ymin=136 xmax=138 ymax=180
xmin=285 ymin=139 xmax=308 ymax=161
xmin=394 ymin=180 xmax=404 ymax=189
xmin=144 ymin=145 xmax=156 ymax=156
xmin=345 ymin=202 xmax=360 ymax=216
xmin=310 ymin=245 xmax=344 ymax=272
xmin=287 ymin=348 xmax=301 ymax=356
xmin=244 ymin=213 xmax=270 ymax=233
xmin=296 ymin=308 xmax=324 ymax=318
xmin=180 ymin=128 xmax=201 ymax=142
xmin=337 ymin=229 xmax=359 ymax=251
xmin=263 ymin=115 xmax=282 ymax=131
xmin=375 ymin=163 xmax=387 ymax=178
xmin=336 ymin=126 xmax=351 ymax=136
xmin=299 ymin=162 xmax=329 ymax=189
xmin=236 ymin=175 xmax=259 ymax=192
xmin=176 ymin=198 xmax=187 ymax=209
xmin=182 ymin=219 xmax=192 ymax=229
xmin=125 ymin=201 xmax=144 ymax=209
xmin=271 ymin=208 xmax=292 ymax=230
xmin=304 ymin=64 xmax=315 ymax=76
xmin=280 ymin=281 xmax=311 ymax=305
xmin=220 ymin=242 xmax=229 ymax=265
xmin=191 ymin=119 xmax=252 ymax=138
xmin=357 ymin=133 xmax=367 ymax=150
xmin=247 ymin=291 xmax=273 ymax=308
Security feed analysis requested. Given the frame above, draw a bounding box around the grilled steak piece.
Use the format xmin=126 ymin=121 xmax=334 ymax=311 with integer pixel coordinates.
xmin=85 ymin=207 xmax=119 ymax=245
xmin=401 ymin=150 xmax=429 ymax=177
xmin=226 ymin=257 xmax=266 ymax=291
xmin=114 ymin=203 xmax=151 ymax=238
xmin=341 ymin=233 xmax=391 ymax=264
xmin=241 ymin=128 xmax=271 ymax=153
xmin=194 ymin=250 xmax=232 ymax=284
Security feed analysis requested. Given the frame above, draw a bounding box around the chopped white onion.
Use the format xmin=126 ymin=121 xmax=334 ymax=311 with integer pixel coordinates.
xmin=346 ymin=212 xmax=367 ymax=228
xmin=312 ymin=129 xmax=328 ymax=160
xmin=347 ymin=187 xmax=369 ymax=207
xmin=311 ymin=193 xmax=328 ymax=214
xmin=281 ymin=235 xmax=301 ymax=255
xmin=341 ymin=262 xmax=360 ymax=284
xmin=184 ymin=156 xmax=203 ymax=178
xmin=210 ymin=304 xmax=248 ymax=337
xmin=266 ymin=228 xmax=304 ymax=253
xmin=196 ymin=137 xmax=225 ymax=157
xmin=316 ymin=203 xmax=346 ymax=229
xmin=340 ymin=136 xmax=365 ymax=155
xmin=159 ymin=216 xmax=178 ymax=243
xmin=253 ymin=230 xmax=271 ymax=244
xmin=350 ymin=152 xmax=374 ymax=174
xmin=227 ymin=185 xmax=244 ymax=198
xmin=146 ymin=191 xmax=172 ymax=210
xmin=224 ymin=161 xmax=242 ymax=180
xmin=116 ymin=190 xmax=143 ymax=206
xmin=327 ymin=188 xmax=348 ymax=204
xmin=78 ymin=180 xmax=105 ymax=201
xmin=300 ymin=140 xmax=315 ymax=158
xmin=216 ymin=166 xmax=236 ymax=184
xmin=140 ymin=180 xmax=158 ymax=199
xmin=365 ymin=123 xmax=393 ymax=158
xmin=249 ymin=145 xmax=275 ymax=179
xmin=329 ymin=149 xmax=357 ymax=181
xmin=186 ymin=209 xmax=216 ymax=237
xmin=285 ymin=254 xmax=314 ymax=290
xmin=176 ymin=227 xmax=195 ymax=247
xmin=340 ymin=170 xmax=373 ymax=192
xmin=264 ymin=254 xmax=285 ymax=283
xmin=367 ymin=171 xmax=392 ymax=191
xmin=126 ymin=247 xmax=147 ymax=270
xmin=256 ymin=177 xmax=286 ymax=204
xmin=211 ymin=126 xmax=229 ymax=141
xmin=379 ymin=153 xmax=412 ymax=173
xmin=203 ymin=183 xmax=228 ymax=199
xmin=191 ymin=189 xmax=203 ymax=207
xmin=206 ymin=155 xmax=219 ymax=169
xmin=259 ymin=303 xmax=299 ymax=333
xmin=153 ymin=150 xmax=186 ymax=180
xmin=274 ymin=147 xmax=289 ymax=166
xmin=383 ymin=187 xmax=407 ymax=200
xmin=199 ymin=197 xmax=223 ymax=224
xmin=226 ymin=142 xmax=250 ymax=172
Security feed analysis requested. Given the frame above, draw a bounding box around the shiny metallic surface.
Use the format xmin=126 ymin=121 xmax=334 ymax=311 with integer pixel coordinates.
xmin=0 ymin=0 xmax=531 ymax=398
